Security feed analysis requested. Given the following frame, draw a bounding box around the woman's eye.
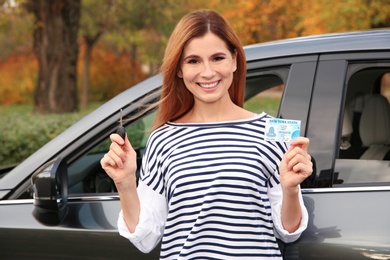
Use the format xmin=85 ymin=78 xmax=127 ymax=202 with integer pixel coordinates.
xmin=214 ymin=56 xmax=225 ymax=62
xmin=187 ymin=59 xmax=199 ymax=64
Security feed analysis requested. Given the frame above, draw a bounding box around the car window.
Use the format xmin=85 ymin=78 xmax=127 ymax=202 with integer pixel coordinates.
xmin=244 ymin=68 xmax=288 ymax=117
xmin=244 ymin=76 xmax=283 ymax=117
xmin=65 ymin=69 xmax=287 ymax=194
xmin=335 ymin=67 xmax=390 ymax=186
xmin=66 ymin=111 xmax=156 ymax=194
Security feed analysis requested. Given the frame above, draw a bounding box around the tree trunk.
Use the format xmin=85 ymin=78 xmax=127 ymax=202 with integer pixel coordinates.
xmin=81 ymin=39 xmax=92 ymax=109
xmin=27 ymin=0 xmax=81 ymax=113
xmin=81 ymin=33 xmax=101 ymax=109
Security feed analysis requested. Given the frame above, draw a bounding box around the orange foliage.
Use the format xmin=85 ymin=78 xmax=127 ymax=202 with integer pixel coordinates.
xmin=0 ymin=51 xmax=37 ymax=105
xmin=298 ymin=0 xmax=390 ymax=36
xmin=77 ymin=42 xmax=148 ymax=102
xmin=0 ymin=44 xmax=147 ymax=106
xmin=218 ymin=0 xmax=306 ymax=44
xmin=2 ymin=0 xmax=389 ymax=107
xmin=218 ymin=0 xmax=390 ymax=45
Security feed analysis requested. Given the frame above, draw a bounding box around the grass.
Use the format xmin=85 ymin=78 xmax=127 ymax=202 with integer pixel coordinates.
xmin=244 ymin=95 xmax=280 ymax=117
xmin=0 ymin=103 xmax=101 ymax=115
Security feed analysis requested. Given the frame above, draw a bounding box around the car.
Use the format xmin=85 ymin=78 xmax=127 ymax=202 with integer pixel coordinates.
xmin=1 ymin=29 xmax=390 ymax=259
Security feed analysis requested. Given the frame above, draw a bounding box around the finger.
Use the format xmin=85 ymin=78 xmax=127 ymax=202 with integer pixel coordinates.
xmin=106 ymin=148 xmax=125 ymax=169
xmin=292 ymin=162 xmax=313 ymax=176
xmin=287 ymin=147 xmax=312 ymax=169
xmin=290 ymin=137 xmax=310 ymax=151
xmin=287 ymin=153 xmax=306 ymax=171
xmin=111 ymin=140 xmax=127 ymax=157
xmin=110 ymin=133 xmax=135 ymax=154
xmin=289 ymin=152 xmax=313 ymax=173
xmin=123 ymin=133 xmax=135 ymax=153
xmin=100 ymin=154 xmax=120 ymax=170
xmin=285 ymin=145 xmax=306 ymax=163
xmin=110 ymin=133 xmax=125 ymax=146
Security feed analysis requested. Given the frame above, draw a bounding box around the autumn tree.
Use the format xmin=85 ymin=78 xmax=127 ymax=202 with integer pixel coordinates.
xmin=218 ymin=0 xmax=390 ymax=45
xmin=79 ymin=0 xmax=118 ymax=108
xmin=25 ymin=0 xmax=80 ymax=113
xmin=107 ymin=0 xmax=173 ymax=75
xmin=297 ymin=0 xmax=390 ymax=36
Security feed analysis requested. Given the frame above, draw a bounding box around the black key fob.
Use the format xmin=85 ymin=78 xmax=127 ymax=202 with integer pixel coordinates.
xmin=117 ymin=126 xmax=126 ymax=140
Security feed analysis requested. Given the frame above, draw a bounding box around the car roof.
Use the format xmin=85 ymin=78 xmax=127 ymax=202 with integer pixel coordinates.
xmin=244 ymin=29 xmax=390 ymax=62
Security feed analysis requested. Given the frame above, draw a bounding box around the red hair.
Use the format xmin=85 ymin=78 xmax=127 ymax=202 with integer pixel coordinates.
xmin=151 ymin=10 xmax=246 ymax=131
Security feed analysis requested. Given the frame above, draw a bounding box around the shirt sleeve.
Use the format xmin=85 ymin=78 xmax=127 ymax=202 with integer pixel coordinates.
xmin=117 ymin=180 xmax=167 ymax=253
xmin=267 ymin=182 xmax=308 ymax=243
xmin=117 ymin=128 xmax=170 ymax=253
xmin=265 ymin=138 xmax=309 ymax=243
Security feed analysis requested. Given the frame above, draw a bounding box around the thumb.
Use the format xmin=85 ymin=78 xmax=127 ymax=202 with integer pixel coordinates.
xmin=122 ymin=134 xmax=136 ymax=155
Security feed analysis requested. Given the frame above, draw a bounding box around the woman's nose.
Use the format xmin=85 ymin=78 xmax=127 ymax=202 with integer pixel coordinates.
xmin=200 ymin=62 xmax=215 ymax=78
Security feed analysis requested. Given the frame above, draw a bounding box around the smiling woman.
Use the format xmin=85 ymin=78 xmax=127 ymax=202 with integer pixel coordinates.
xmin=100 ymin=9 xmax=312 ymax=260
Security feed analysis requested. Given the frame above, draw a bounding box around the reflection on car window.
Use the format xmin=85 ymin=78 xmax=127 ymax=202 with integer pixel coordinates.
xmin=335 ymin=69 xmax=390 ymax=186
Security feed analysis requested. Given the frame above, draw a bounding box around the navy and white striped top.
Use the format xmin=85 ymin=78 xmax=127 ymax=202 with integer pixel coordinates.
xmin=118 ymin=113 xmax=308 ymax=259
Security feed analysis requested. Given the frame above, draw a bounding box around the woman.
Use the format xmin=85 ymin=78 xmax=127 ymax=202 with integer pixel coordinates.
xmin=101 ymin=10 xmax=312 ymax=259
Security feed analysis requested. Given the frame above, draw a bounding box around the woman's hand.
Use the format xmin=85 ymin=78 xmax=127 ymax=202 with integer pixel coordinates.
xmin=279 ymin=137 xmax=313 ymax=193
xmin=101 ymin=134 xmax=140 ymax=232
xmin=100 ymin=133 xmax=138 ymax=185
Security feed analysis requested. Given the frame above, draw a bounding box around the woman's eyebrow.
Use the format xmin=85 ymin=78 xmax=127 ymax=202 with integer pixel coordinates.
xmin=182 ymin=54 xmax=200 ymax=61
xmin=183 ymin=52 xmax=228 ymax=61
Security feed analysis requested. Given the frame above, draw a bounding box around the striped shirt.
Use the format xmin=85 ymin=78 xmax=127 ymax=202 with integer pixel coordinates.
xmin=118 ymin=113 xmax=308 ymax=259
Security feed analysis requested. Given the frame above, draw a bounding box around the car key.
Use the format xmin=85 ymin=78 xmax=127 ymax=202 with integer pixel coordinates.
xmin=116 ymin=109 xmax=126 ymax=140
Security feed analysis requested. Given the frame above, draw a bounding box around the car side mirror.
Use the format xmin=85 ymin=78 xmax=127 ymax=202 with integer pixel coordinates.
xmin=31 ymin=157 xmax=68 ymax=226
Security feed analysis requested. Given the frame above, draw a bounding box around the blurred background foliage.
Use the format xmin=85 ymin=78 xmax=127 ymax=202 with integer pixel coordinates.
xmin=0 ymin=0 xmax=389 ymax=166
xmin=0 ymin=0 xmax=389 ymax=106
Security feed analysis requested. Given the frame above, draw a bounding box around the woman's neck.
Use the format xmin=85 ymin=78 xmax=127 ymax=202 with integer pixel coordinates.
xmin=177 ymin=99 xmax=253 ymax=123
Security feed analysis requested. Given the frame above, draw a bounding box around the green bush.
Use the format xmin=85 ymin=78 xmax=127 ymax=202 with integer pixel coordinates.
xmin=0 ymin=105 xmax=97 ymax=167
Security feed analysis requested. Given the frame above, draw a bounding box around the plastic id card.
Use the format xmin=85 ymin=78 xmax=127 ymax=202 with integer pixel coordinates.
xmin=264 ymin=118 xmax=301 ymax=142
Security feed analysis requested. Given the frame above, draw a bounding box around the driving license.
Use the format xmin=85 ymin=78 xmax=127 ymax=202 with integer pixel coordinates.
xmin=264 ymin=118 xmax=301 ymax=142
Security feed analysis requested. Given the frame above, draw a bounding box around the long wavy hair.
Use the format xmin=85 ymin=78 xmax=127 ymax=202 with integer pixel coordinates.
xmin=151 ymin=10 xmax=246 ymax=131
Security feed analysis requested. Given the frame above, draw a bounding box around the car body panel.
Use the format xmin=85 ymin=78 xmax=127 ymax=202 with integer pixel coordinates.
xmin=0 ymin=198 xmax=161 ymax=259
xmin=293 ymin=189 xmax=390 ymax=259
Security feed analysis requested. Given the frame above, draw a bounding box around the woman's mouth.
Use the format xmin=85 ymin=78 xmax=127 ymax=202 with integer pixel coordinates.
xmin=198 ymin=81 xmax=220 ymax=89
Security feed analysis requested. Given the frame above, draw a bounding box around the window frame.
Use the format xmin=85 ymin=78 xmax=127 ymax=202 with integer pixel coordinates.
xmin=305 ymin=51 xmax=390 ymax=192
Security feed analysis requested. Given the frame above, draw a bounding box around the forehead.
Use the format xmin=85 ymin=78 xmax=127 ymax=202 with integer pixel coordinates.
xmin=183 ymin=33 xmax=229 ymax=55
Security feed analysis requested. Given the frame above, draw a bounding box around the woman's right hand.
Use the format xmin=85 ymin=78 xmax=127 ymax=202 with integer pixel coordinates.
xmin=100 ymin=133 xmax=138 ymax=185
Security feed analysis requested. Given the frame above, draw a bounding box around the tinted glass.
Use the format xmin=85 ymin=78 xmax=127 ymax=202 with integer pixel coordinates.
xmin=336 ymin=68 xmax=390 ymax=186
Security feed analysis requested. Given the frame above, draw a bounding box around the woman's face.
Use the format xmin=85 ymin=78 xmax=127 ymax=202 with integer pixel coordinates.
xmin=178 ymin=32 xmax=237 ymax=106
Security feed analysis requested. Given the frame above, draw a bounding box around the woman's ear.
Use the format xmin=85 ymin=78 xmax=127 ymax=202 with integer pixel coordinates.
xmin=177 ymin=70 xmax=183 ymax=78
xmin=232 ymin=49 xmax=237 ymax=72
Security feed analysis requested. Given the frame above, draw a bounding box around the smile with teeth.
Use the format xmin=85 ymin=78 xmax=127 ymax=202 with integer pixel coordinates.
xmin=198 ymin=81 xmax=220 ymax=89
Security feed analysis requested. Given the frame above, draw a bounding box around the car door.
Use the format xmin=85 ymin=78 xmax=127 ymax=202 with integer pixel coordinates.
xmin=0 ymin=99 xmax=163 ymax=259
xmin=285 ymin=52 xmax=390 ymax=259
xmin=245 ymin=54 xmax=318 ymax=255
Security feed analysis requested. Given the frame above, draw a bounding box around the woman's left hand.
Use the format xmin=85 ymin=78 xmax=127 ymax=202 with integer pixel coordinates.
xmin=279 ymin=137 xmax=313 ymax=192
